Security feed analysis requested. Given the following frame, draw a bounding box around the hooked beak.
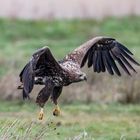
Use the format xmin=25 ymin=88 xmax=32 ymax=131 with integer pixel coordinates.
xmin=80 ymin=74 xmax=87 ymax=81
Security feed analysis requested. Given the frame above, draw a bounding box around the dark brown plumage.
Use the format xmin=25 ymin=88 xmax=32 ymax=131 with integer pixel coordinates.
xmin=18 ymin=36 xmax=140 ymax=119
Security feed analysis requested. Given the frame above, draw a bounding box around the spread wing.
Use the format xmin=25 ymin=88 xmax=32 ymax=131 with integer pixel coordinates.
xmin=34 ymin=47 xmax=63 ymax=77
xmin=65 ymin=36 xmax=140 ymax=76
xmin=19 ymin=47 xmax=63 ymax=99
xmin=19 ymin=62 xmax=35 ymax=99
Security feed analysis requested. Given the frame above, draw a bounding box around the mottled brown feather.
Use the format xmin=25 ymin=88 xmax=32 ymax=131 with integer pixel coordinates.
xmin=64 ymin=36 xmax=140 ymax=76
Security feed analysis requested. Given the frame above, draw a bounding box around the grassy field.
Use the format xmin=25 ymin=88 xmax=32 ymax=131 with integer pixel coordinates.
xmin=0 ymin=101 xmax=140 ymax=140
xmin=0 ymin=17 xmax=140 ymax=140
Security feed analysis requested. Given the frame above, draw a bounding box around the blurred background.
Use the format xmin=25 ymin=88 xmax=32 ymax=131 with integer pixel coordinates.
xmin=0 ymin=0 xmax=140 ymax=139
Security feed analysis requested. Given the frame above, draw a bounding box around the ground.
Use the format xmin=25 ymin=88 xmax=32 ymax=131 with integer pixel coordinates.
xmin=0 ymin=101 xmax=140 ymax=140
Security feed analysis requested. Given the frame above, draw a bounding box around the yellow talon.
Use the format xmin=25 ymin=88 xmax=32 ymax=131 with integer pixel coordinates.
xmin=38 ymin=108 xmax=44 ymax=120
xmin=53 ymin=105 xmax=61 ymax=116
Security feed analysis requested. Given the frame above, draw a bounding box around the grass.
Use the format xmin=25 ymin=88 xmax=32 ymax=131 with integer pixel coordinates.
xmin=0 ymin=101 xmax=140 ymax=139
xmin=0 ymin=16 xmax=140 ymax=76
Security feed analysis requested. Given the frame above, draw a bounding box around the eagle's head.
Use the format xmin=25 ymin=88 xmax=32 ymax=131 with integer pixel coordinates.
xmin=79 ymin=73 xmax=87 ymax=81
xmin=73 ymin=72 xmax=87 ymax=83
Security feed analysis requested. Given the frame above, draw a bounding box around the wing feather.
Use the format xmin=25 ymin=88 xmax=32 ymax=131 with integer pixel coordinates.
xmin=19 ymin=47 xmax=64 ymax=99
xmin=120 ymin=48 xmax=139 ymax=65
xmin=119 ymin=54 xmax=136 ymax=72
xmin=106 ymin=50 xmax=121 ymax=76
xmin=102 ymin=51 xmax=114 ymax=75
xmin=117 ymin=42 xmax=133 ymax=55
xmin=81 ymin=52 xmax=88 ymax=67
xmin=93 ymin=50 xmax=98 ymax=72
xmin=19 ymin=62 xmax=35 ymax=99
xmin=110 ymin=50 xmax=131 ymax=75
xmin=96 ymin=51 xmax=101 ymax=73
xmin=87 ymin=51 xmax=93 ymax=68
xmin=74 ymin=36 xmax=140 ymax=76
xmin=34 ymin=48 xmax=63 ymax=76
xmin=98 ymin=50 xmax=104 ymax=72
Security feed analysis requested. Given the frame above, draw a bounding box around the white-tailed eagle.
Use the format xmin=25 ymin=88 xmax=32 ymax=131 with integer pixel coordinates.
xmin=18 ymin=36 xmax=140 ymax=120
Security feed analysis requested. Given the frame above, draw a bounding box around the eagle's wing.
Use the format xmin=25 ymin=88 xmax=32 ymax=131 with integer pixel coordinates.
xmin=65 ymin=36 xmax=140 ymax=76
xmin=34 ymin=47 xmax=63 ymax=77
xmin=19 ymin=62 xmax=35 ymax=99
xmin=19 ymin=47 xmax=63 ymax=99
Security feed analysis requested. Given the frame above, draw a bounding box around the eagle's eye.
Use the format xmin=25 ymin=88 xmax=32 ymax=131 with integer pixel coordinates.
xmin=79 ymin=74 xmax=83 ymax=77
xmin=78 ymin=73 xmax=87 ymax=81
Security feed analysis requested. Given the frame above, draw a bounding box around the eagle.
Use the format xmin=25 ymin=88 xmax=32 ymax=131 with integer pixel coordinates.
xmin=18 ymin=36 xmax=140 ymax=120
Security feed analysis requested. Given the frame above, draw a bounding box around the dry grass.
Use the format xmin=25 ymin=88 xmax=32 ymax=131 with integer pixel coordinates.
xmin=0 ymin=102 xmax=140 ymax=140
xmin=0 ymin=120 xmax=59 ymax=140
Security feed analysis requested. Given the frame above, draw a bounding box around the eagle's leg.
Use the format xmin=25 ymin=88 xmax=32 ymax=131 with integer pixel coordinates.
xmin=53 ymin=102 xmax=61 ymax=116
xmin=51 ymin=86 xmax=63 ymax=116
xmin=36 ymin=83 xmax=53 ymax=120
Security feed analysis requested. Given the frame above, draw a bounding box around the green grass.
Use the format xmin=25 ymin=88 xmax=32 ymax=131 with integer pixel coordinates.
xmin=0 ymin=101 xmax=140 ymax=139
xmin=0 ymin=16 xmax=140 ymax=76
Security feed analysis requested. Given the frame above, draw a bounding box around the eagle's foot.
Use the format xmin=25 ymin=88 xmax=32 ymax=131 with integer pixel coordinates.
xmin=38 ymin=108 xmax=44 ymax=120
xmin=53 ymin=105 xmax=60 ymax=116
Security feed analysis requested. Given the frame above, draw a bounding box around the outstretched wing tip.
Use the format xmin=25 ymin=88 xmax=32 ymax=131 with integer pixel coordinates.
xmin=42 ymin=46 xmax=50 ymax=50
xmin=80 ymin=37 xmax=139 ymax=76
